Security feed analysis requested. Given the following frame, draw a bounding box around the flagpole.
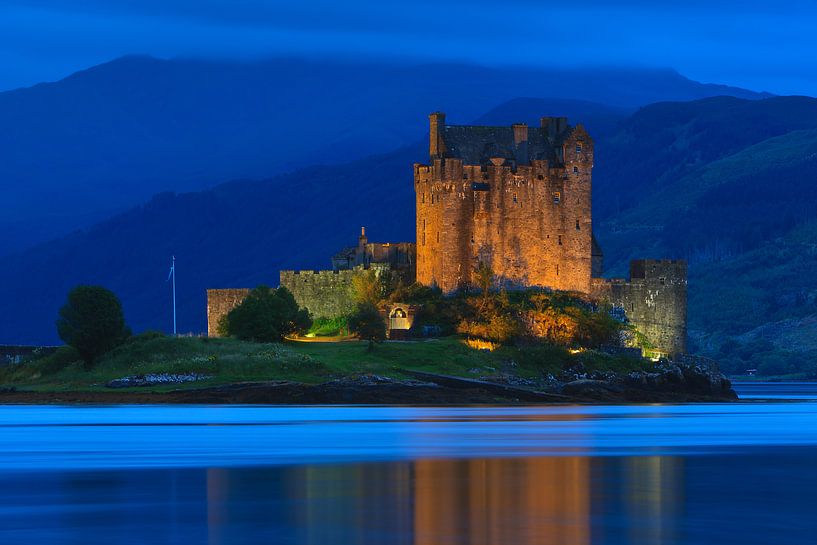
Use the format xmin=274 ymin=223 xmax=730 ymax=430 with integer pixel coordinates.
xmin=171 ymin=255 xmax=177 ymax=336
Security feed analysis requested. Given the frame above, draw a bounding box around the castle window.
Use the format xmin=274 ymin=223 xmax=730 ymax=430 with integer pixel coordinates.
xmin=573 ymin=166 xmax=578 ymax=174
xmin=659 ymin=277 xmax=666 ymax=285
xmin=537 ymin=174 xmax=544 ymax=180
xmin=558 ymin=235 xmax=563 ymax=246
xmin=553 ymin=192 xmax=561 ymax=204
xmin=513 ymin=193 xmax=518 ymax=204
xmin=556 ymin=264 xmax=560 ymax=275
xmin=436 ymin=232 xmax=440 ymax=243
xmin=576 ymin=144 xmax=582 ymax=153
xmin=575 ymin=219 xmax=580 ymax=230
xmin=421 ymin=193 xmax=425 ymax=204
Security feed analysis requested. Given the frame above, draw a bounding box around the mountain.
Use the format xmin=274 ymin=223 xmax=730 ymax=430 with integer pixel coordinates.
xmin=0 ymin=56 xmax=767 ymax=256
xmin=4 ymin=95 xmax=817 ymax=368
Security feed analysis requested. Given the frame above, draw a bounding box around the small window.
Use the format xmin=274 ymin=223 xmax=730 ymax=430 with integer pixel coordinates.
xmin=553 ymin=192 xmax=561 ymax=204
xmin=421 ymin=193 xmax=425 ymax=204
xmin=556 ymin=264 xmax=560 ymax=275
xmin=537 ymin=174 xmax=544 ymax=180
xmin=573 ymin=166 xmax=578 ymax=174
xmin=575 ymin=219 xmax=580 ymax=230
xmin=436 ymin=232 xmax=440 ymax=243
xmin=558 ymin=235 xmax=563 ymax=246
xmin=576 ymin=144 xmax=582 ymax=153
xmin=513 ymin=193 xmax=518 ymax=204
xmin=659 ymin=277 xmax=666 ymax=285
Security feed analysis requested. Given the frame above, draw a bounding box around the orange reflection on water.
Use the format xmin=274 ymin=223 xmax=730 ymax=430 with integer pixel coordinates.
xmin=413 ymin=457 xmax=590 ymax=545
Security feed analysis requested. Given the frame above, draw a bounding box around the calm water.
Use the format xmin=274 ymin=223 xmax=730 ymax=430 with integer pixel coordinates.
xmin=0 ymin=383 xmax=816 ymax=544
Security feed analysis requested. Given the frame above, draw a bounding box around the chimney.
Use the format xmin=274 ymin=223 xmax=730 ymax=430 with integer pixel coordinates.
xmin=512 ymin=123 xmax=528 ymax=164
xmin=429 ymin=112 xmax=446 ymax=159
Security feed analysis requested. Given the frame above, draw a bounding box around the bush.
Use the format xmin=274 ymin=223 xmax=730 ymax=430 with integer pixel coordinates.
xmin=348 ymin=302 xmax=386 ymax=349
xmin=308 ymin=316 xmax=349 ymax=337
xmin=56 ymin=285 xmax=131 ymax=367
xmin=220 ymin=285 xmax=312 ymax=342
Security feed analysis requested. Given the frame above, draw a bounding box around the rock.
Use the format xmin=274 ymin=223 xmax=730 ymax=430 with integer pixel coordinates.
xmin=107 ymin=373 xmax=212 ymax=388
xmin=561 ymin=379 xmax=624 ymax=400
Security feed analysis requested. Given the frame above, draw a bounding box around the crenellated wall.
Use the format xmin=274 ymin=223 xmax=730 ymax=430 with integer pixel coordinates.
xmin=592 ymin=260 xmax=688 ymax=357
xmin=279 ymin=269 xmax=358 ymax=319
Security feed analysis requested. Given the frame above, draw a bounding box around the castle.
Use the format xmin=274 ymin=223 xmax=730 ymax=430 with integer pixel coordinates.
xmin=207 ymin=113 xmax=687 ymax=357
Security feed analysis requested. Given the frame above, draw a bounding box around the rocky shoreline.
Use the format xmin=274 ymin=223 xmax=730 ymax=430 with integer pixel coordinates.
xmin=0 ymin=357 xmax=736 ymax=404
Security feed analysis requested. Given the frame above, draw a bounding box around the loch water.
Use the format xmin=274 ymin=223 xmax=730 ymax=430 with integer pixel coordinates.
xmin=0 ymin=383 xmax=816 ymax=544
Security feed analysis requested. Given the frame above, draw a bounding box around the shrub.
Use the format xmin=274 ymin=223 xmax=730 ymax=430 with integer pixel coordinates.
xmin=308 ymin=316 xmax=349 ymax=337
xmin=56 ymin=285 xmax=131 ymax=367
xmin=221 ymin=285 xmax=312 ymax=342
xmin=348 ymin=302 xmax=386 ymax=349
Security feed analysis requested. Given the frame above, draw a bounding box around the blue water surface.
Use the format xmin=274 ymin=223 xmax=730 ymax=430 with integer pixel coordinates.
xmin=0 ymin=382 xmax=814 ymax=544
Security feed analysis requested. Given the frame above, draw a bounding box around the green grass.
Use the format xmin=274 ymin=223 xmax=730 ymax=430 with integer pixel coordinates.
xmin=307 ymin=316 xmax=349 ymax=337
xmin=0 ymin=333 xmax=654 ymax=393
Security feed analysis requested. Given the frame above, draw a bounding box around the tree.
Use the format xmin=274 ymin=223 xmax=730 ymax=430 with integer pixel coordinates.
xmin=221 ymin=285 xmax=312 ymax=342
xmin=348 ymin=302 xmax=386 ymax=350
xmin=56 ymin=285 xmax=131 ymax=367
xmin=352 ymin=269 xmax=383 ymax=305
xmin=475 ymin=262 xmax=494 ymax=311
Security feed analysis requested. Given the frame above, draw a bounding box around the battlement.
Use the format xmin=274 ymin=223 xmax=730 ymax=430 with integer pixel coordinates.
xmin=591 ymin=259 xmax=688 ymax=358
xmin=425 ymin=112 xmax=590 ymax=167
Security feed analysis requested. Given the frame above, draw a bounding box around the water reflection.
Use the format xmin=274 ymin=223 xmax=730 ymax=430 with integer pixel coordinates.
xmin=3 ymin=450 xmax=817 ymax=544
xmin=414 ymin=457 xmax=590 ymax=545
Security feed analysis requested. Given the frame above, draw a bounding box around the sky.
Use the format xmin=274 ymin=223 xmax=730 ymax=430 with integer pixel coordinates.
xmin=1 ymin=0 xmax=816 ymax=95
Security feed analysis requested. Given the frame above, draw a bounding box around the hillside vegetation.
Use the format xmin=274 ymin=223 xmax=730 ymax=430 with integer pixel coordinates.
xmin=0 ymin=333 xmax=649 ymax=392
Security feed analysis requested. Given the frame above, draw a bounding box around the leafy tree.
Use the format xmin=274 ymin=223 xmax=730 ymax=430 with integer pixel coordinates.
xmin=352 ymin=269 xmax=384 ymax=305
xmin=475 ymin=262 xmax=494 ymax=310
xmin=221 ymin=285 xmax=312 ymax=342
xmin=348 ymin=302 xmax=386 ymax=350
xmin=56 ymin=285 xmax=131 ymax=367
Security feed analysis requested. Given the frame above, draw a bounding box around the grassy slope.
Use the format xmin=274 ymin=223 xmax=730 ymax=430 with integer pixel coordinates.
xmin=0 ymin=335 xmax=650 ymax=393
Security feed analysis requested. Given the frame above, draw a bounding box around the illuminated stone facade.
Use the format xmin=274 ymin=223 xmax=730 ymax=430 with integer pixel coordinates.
xmin=415 ymin=113 xmax=688 ymax=356
xmin=416 ymin=113 xmax=593 ymax=293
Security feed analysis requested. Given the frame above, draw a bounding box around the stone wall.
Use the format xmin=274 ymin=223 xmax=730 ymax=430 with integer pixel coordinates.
xmin=206 ymin=288 xmax=250 ymax=337
xmin=279 ymin=269 xmax=358 ymax=319
xmin=415 ymin=123 xmax=593 ymax=293
xmin=592 ymin=260 xmax=688 ymax=357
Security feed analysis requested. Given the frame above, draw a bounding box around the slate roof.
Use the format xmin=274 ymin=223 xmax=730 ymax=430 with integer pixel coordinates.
xmin=442 ymin=124 xmax=571 ymax=165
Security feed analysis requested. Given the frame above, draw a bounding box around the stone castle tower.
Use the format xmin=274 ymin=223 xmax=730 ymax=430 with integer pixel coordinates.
xmin=415 ymin=113 xmax=596 ymax=293
xmin=415 ymin=113 xmax=687 ymax=357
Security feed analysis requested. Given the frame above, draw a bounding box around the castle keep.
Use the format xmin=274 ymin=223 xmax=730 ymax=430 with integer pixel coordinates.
xmin=414 ymin=113 xmax=687 ymax=356
xmin=207 ymin=112 xmax=687 ymax=357
xmin=416 ymin=113 xmax=595 ymax=293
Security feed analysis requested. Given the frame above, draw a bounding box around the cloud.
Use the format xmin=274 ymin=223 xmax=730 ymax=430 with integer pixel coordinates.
xmin=0 ymin=0 xmax=815 ymax=94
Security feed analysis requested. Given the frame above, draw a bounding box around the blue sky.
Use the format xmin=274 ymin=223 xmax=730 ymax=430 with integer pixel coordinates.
xmin=1 ymin=0 xmax=815 ymax=94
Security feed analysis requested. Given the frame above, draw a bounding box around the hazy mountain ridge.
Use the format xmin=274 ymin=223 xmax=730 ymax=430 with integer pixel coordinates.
xmin=0 ymin=56 xmax=767 ymax=256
